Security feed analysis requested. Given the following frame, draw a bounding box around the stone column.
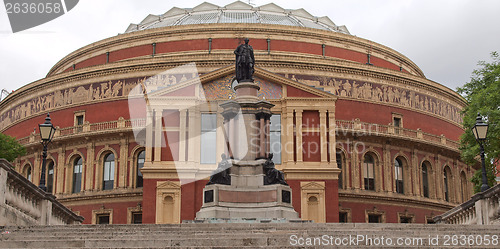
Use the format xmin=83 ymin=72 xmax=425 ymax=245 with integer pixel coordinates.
xmin=119 ymin=138 xmax=128 ymax=188
xmin=179 ymin=109 xmax=187 ymax=162
xmin=319 ymin=110 xmax=328 ymax=163
xmin=84 ymin=142 xmax=94 ymax=191
xmin=285 ymin=111 xmax=294 ymax=163
xmin=412 ymin=148 xmax=420 ymax=196
xmin=56 ymin=147 xmax=65 ymax=194
xmin=188 ymin=109 xmax=197 ymax=162
xmin=265 ymin=116 xmax=270 ymax=158
xmin=295 ymin=110 xmax=303 ymax=162
xmin=383 ymin=144 xmax=392 ymax=192
xmin=328 ymin=110 xmax=336 ymax=167
xmin=154 ymin=110 xmax=162 ymax=162
xmin=258 ymin=114 xmax=266 ymax=158
xmin=145 ymin=110 xmax=154 ymax=162
xmin=33 ymin=152 xmax=40 ymax=186
xmin=351 ymin=142 xmax=360 ymax=189
xmin=435 ymin=155 xmax=442 ymax=200
xmin=216 ymin=109 xmax=225 ymax=162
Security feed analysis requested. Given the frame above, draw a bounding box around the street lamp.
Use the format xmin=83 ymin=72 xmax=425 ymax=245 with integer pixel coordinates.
xmin=471 ymin=113 xmax=489 ymax=192
xmin=38 ymin=113 xmax=56 ymax=192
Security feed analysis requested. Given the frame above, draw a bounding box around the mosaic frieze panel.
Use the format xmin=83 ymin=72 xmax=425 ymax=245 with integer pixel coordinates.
xmin=282 ymin=74 xmax=463 ymax=124
xmin=202 ymin=75 xmax=282 ymax=100
xmin=0 ymin=73 xmax=199 ymax=131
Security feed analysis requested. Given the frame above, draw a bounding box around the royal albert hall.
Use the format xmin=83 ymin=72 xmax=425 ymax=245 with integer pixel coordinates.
xmin=0 ymin=1 xmax=473 ymax=224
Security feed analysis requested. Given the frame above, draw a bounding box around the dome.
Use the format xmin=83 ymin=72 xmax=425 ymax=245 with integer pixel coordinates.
xmin=125 ymin=1 xmax=350 ymax=34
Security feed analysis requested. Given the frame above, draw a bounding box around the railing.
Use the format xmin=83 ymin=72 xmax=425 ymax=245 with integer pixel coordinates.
xmin=0 ymin=159 xmax=83 ymax=226
xmin=335 ymin=119 xmax=459 ymax=151
xmin=17 ymin=118 xmax=147 ymax=146
xmin=434 ymin=184 xmax=500 ymax=225
xmin=17 ymin=117 xmax=459 ymax=151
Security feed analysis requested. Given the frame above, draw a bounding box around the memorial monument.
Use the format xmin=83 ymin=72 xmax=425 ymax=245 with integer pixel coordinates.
xmin=195 ymin=39 xmax=299 ymax=220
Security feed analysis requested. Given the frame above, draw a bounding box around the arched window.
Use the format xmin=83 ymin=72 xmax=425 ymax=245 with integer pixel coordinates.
xmin=363 ymin=154 xmax=375 ymax=191
xmin=47 ymin=161 xmax=54 ymax=194
xmin=72 ymin=157 xmax=82 ymax=193
xmin=460 ymin=171 xmax=468 ymax=202
xmin=136 ymin=150 xmax=145 ymax=188
xmin=103 ymin=153 xmax=115 ymax=190
xmin=24 ymin=165 xmax=32 ymax=182
xmin=443 ymin=166 xmax=451 ymax=202
xmin=394 ymin=158 xmax=404 ymax=194
xmin=422 ymin=162 xmax=430 ymax=198
xmin=336 ymin=151 xmax=343 ymax=189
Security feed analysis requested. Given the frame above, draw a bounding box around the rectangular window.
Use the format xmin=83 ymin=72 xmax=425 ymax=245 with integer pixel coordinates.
xmin=269 ymin=114 xmax=281 ymax=164
xmin=393 ymin=117 xmax=401 ymax=127
xmin=339 ymin=212 xmax=348 ymax=223
xmin=75 ymin=112 xmax=85 ymax=132
xmin=200 ymin=114 xmax=217 ymax=164
xmin=97 ymin=214 xmax=110 ymax=224
xmin=368 ymin=214 xmax=381 ymax=223
xmin=400 ymin=216 xmax=412 ymax=223
xmin=132 ymin=212 xmax=142 ymax=224
xmin=392 ymin=114 xmax=403 ymax=135
xmin=76 ymin=115 xmax=84 ymax=126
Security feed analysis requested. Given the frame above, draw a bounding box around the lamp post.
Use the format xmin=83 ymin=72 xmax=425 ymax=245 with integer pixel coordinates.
xmin=471 ymin=113 xmax=489 ymax=192
xmin=38 ymin=113 xmax=56 ymax=192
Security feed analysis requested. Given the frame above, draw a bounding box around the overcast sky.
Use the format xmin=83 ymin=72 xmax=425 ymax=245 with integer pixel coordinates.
xmin=0 ymin=0 xmax=498 ymax=96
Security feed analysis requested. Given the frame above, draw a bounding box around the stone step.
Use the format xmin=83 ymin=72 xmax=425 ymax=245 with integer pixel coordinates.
xmin=2 ymin=224 xmax=500 ymax=249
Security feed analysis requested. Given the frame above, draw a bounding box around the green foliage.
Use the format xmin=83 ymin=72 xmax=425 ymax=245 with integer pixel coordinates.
xmin=457 ymin=52 xmax=500 ymax=193
xmin=469 ymin=164 xmax=497 ymax=194
xmin=0 ymin=133 xmax=26 ymax=162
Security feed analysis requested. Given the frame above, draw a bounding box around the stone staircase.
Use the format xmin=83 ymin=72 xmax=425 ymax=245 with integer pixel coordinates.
xmin=1 ymin=223 xmax=500 ymax=248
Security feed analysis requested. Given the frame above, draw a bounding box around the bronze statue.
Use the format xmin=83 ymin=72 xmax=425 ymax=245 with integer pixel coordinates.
xmin=234 ymin=38 xmax=255 ymax=82
xmin=207 ymin=154 xmax=231 ymax=185
xmin=263 ymin=153 xmax=288 ymax=185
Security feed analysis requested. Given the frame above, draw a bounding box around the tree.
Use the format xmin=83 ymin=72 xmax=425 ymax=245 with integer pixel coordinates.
xmin=0 ymin=133 xmax=26 ymax=162
xmin=457 ymin=52 xmax=500 ymax=193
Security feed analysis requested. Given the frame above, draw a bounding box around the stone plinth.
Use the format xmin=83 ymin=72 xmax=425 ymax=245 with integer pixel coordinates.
xmin=196 ymin=159 xmax=298 ymax=219
xmin=196 ymin=79 xmax=299 ymax=220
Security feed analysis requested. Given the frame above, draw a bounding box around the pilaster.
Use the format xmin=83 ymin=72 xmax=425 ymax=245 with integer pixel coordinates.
xmin=328 ymin=110 xmax=336 ymax=167
xmin=412 ymin=148 xmax=420 ymax=196
xmin=119 ymin=137 xmax=128 ymax=188
xmin=319 ymin=110 xmax=327 ymax=163
xmin=145 ymin=110 xmax=154 ymax=162
xmin=154 ymin=109 xmax=162 ymax=162
xmin=84 ymin=142 xmax=94 ymax=191
xmin=178 ymin=109 xmax=187 ymax=162
xmin=56 ymin=147 xmax=65 ymax=194
xmin=383 ymin=143 xmax=392 ymax=192
xmin=295 ymin=109 xmax=303 ymax=162
xmin=285 ymin=110 xmax=294 ymax=163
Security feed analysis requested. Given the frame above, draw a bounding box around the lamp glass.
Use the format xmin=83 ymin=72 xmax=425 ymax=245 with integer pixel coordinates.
xmin=472 ymin=123 xmax=488 ymax=140
xmin=39 ymin=124 xmax=55 ymax=141
xmin=475 ymin=124 xmax=488 ymax=140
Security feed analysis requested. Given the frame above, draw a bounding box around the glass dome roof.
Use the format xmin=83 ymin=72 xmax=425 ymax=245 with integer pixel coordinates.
xmin=125 ymin=1 xmax=350 ymax=35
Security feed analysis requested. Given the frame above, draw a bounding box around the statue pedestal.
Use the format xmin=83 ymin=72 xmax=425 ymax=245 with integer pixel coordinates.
xmin=196 ymin=160 xmax=298 ymax=220
xmin=196 ymin=76 xmax=298 ymax=221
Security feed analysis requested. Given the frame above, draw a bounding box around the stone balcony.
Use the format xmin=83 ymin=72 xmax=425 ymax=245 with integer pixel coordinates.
xmin=15 ymin=117 xmax=459 ymax=153
xmin=0 ymin=159 xmax=83 ymax=226
xmin=434 ymin=183 xmax=500 ymax=225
